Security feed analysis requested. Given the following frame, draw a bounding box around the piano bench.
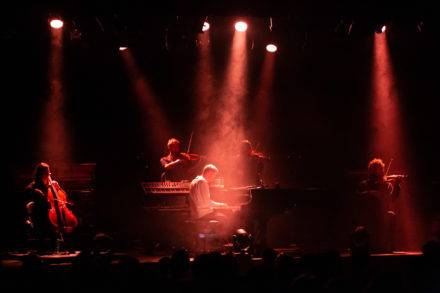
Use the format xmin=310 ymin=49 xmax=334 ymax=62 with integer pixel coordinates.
xmin=184 ymin=219 xmax=222 ymax=253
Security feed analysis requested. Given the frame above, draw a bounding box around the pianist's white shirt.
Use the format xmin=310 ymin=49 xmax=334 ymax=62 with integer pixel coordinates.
xmin=189 ymin=175 xmax=225 ymax=219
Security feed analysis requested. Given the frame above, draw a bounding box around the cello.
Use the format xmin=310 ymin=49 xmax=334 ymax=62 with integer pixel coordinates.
xmin=47 ymin=177 xmax=78 ymax=237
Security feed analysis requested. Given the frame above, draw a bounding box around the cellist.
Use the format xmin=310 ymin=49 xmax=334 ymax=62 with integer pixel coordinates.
xmin=25 ymin=162 xmax=53 ymax=242
xmin=25 ymin=162 xmax=77 ymax=248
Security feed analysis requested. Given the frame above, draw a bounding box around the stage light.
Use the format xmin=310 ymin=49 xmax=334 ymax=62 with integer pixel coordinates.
xmin=235 ymin=21 xmax=248 ymax=32
xmin=374 ymin=24 xmax=387 ymax=34
xmin=266 ymin=44 xmax=277 ymax=53
xmin=232 ymin=229 xmax=252 ymax=253
xmin=202 ymin=21 xmax=210 ymax=32
xmin=50 ymin=19 xmax=63 ymax=29
xmin=119 ymin=46 xmax=128 ymax=51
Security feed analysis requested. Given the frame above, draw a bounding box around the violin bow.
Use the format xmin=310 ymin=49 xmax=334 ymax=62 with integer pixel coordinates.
xmin=187 ymin=131 xmax=194 ymax=153
xmin=385 ymin=158 xmax=393 ymax=176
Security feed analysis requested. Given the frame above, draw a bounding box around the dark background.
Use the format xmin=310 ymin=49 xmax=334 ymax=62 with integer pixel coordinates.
xmin=2 ymin=1 xmax=439 ymax=251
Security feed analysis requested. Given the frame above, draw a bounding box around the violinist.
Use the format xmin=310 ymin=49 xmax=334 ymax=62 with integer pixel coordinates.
xmin=230 ymin=140 xmax=267 ymax=187
xmin=160 ymin=138 xmax=201 ymax=181
xmin=356 ymin=158 xmax=401 ymax=252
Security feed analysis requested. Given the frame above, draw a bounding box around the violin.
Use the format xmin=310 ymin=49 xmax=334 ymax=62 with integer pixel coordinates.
xmin=47 ymin=178 xmax=78 ymax=235
xmin=385 ymin=174 xmax=408 ymax=182
xmin=383 ymin=159 xmax=407 ymax=183
xmin=252 ymin=151 xmax=270 ymax=160
xmin=181 ymin=152 xmax=206 ymax=161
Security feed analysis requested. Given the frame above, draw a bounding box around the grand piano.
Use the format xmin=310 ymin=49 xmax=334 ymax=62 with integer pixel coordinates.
xmin=140 ymin=181 xmax=331 ymax=212
xmin=140 ymin=181 xmax=337 ymax=249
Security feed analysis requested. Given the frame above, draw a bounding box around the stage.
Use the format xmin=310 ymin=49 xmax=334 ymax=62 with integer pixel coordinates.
xmin=3 ymin=4 xmax=440 ymax=292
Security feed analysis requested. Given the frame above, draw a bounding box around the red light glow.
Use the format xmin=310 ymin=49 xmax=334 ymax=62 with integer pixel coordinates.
xmin=371 ymin=33 xmax=421 ymax=250
xmin=121 ymin=50 xmax=171 ymax=154
xmin=206 ymin=27 xmax=248 ymax=187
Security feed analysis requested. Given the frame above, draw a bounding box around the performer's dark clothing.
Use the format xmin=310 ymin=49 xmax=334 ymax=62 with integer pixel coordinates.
xmin=356 ymin=177 xmax=400 ymax=252
xmin=231 ymin=153 xmax=264 ymax=187
xmin=160 ymin=153 xmax=190 ymax=181
xmin=223 ymin=153 xmax=265 ymax=255
xmin=25 ymin=181 xmax=53 ymax=240
xmin=242 ymin=206 xmax=269 ymax=256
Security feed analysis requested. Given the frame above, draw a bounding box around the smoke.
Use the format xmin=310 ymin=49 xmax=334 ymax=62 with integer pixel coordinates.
xmin=121 ymin=50 xmax=171 ymax=156
xmin=371 ymin=33 xmax=422 ymax=250
xmin=40 ymin=28 xmax=71 ymax=167
xmin=205 ymin=32 xmax=248 ymax=185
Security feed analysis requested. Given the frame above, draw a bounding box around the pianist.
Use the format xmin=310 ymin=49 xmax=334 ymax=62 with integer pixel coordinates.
xmin=189 ymin=164 xmax=230 ymax=225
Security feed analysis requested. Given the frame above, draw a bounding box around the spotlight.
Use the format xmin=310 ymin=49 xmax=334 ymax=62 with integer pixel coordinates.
xmin=235 ymin=21 xmax=248 ymax=32
xmin=266 ymin=44 xmax=277 ymax=53
xmin=119 ymin=46 xmax=128 ymax=51
xmin=232 ymin=228 xmax=252 ymax=253
xmin=50 ymin=19 xmax=64 ymax=29
xmin=202 ymin=21 xmax=210 ymax=32
xmin=375 ymin=24 xmax=387 ymax=34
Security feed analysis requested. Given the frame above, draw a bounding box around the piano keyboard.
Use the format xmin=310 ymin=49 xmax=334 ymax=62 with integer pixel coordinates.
xmin=141 ymin=181 xmax=190 ymax=194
